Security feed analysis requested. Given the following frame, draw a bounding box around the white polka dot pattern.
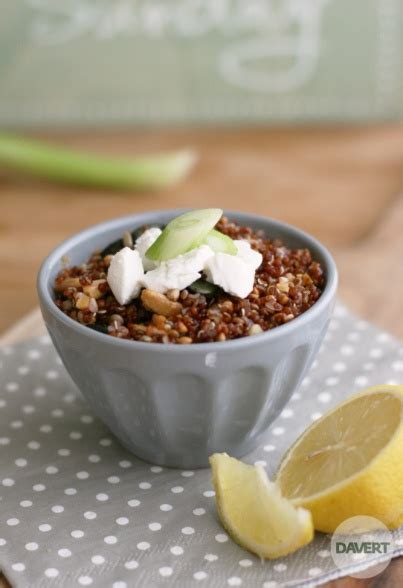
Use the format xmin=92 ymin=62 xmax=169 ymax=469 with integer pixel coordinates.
xmin=1 ymin=303 xmax=403 ymax=587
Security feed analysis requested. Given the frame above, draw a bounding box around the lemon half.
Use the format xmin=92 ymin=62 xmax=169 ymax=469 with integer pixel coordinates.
xmin=276 ymin=385 xmax=403 ymax=532
xmin=210 ymin=453 xmax=313 ymax=559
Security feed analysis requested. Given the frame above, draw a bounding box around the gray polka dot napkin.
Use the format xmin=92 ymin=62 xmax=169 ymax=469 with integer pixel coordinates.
xmin=1 ymin=303 xmax=403 ymax=588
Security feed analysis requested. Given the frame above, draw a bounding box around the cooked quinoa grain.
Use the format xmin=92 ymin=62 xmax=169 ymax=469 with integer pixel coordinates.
xmin=54 ymin=218 xmax=325 ymax=344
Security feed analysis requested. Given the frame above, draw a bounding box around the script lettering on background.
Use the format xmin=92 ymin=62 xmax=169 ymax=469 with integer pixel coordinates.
xmin=25 ymin=0 xmax=330 ymax=92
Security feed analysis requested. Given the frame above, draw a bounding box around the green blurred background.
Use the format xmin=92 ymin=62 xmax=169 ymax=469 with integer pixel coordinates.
xmin=1 ymin=0 xmax=402 ymax=127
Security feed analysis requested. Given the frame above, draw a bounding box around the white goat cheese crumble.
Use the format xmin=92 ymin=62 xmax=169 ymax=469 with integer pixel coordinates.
xmin=107 ymin=231 xmax=262 ymax=302
xmin=141 ymin=245 xmax=214 ymax=293
xmin=205 ymin=253 xmax=256 ymax=298
xmin=135 ymin=227 xmax=162 ymax=271
xmin=234 ymin=240 xmax=263 ymax=270
xmin=107 ymin=247 xmax=144 ymax=305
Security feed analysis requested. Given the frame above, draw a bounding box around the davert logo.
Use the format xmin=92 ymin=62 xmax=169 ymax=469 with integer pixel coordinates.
xmin=335 ymin=541 xmax=390 ymax=554
xmin=330 ymin=516 xmax=394 ymax=579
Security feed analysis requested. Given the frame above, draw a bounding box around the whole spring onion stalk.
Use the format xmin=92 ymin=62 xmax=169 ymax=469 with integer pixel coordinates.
xmin=0 ymin=133 xmax=197 ymax=190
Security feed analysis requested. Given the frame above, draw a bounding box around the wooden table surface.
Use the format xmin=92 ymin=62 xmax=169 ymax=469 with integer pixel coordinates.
xmin=1 ymin=126 xmax=403 ymax=586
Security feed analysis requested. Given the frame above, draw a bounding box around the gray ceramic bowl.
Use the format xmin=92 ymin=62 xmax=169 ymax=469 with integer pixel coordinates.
xmin=38 ymin=210 xmax=337 ymax=468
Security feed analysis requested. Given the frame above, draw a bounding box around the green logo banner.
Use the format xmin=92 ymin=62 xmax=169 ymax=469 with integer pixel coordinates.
xmin=1 ymin=0 xmax=402 ymax=127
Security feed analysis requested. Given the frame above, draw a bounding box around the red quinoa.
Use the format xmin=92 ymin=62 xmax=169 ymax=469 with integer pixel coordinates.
xmin=53 ymin=217 xmax=325 ymax=344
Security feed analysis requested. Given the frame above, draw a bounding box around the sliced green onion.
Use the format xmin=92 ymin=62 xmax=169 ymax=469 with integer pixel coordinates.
xmin=146 ymin=208 xmax=223 ymax=261
xmin=0 ymin=133 xmax=197 ymax=190
xmin=203 ymin=229 xmax=237 ymax=255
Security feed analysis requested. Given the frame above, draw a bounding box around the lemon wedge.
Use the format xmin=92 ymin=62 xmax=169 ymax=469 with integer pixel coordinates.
xmin=209 ymin=453 xmax=314 ymax=559
xmin=276 ymin=385 xmax=403 ymax=532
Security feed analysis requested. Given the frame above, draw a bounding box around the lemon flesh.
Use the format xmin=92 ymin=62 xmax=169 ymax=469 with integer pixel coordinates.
xmin=210 ymin=453 xmax=313 ymax=559
xmin=276 ymin=385 xmax=403 ymax=532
